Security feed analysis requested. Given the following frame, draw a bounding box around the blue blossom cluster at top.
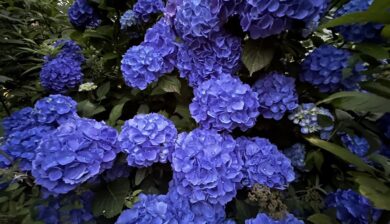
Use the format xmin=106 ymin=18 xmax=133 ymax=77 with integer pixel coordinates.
xmin=40 ymin=40 xmax=85 ymax=93
xmin=326 ymin=189 xmax=382 ymax=224
xmin=120 ymin=0 xmax=164 ymax=29
xmin=283 ymin=143 xmax=306 ymax=171
xmin=32 ymin=118 xmax=119 ymax=194
xmin=171 ymin=129 xmax=243 ymax=205
xmin=118 ymin=113 xmax=177 ymax=167
xmin=288 ymin=103 xmax=334 ymax=139
xmin=120 ymin=10 xmax=137 ymax=30
xmin=340 ymin=134 xmax=369 ymax=157
xmin=245 ymin=213 xmax=304 ymax=224
xmin=36 ymin=191 xmax=95 ymax=224
xmin=238 ymin=0 xmax=329 ymax=39
xmin=253 ymin=72 xmax=298 ymax=120
xmin=190 ymin=74 xmax=260 ymax=132
xmin=236 ymin=137 xmax=295 ymax=189
xmin=334 ymin=0 xmax=383 ymax=43
xmin=300 ymin=45 xmax=351 ymax=93
xmin=121 ymin=19 xmax=177 ymax=90
xmin=177 ymin=30 xmax=242 ymax=87
xmin=68 ymin=0 xmax=101 ymax=29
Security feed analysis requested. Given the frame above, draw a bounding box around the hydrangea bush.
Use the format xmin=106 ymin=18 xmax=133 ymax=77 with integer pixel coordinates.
xmin=1 ymin=0 xmax=390 ymax=223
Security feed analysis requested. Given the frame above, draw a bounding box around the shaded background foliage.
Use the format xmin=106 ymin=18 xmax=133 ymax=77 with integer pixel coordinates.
xmin=0 ymin=0 xmax=390 ymax=223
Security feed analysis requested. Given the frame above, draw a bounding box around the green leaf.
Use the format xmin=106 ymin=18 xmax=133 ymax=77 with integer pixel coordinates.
xmin=92 ymin=179 xmax=130 ymax=218
xmin=307 ymin=213 xmax=337 ymax=224
xmin=381 ymin=25 xmax=390 ymax=39
xmin=0 ymin=75 xmax=13 ymax=83
xmin=369 ymin=154 xmax=390 ymax=176
xmin=242 ymin=39 xmax=274 ymax=76
xmin=305 ymin=137 xmax=376 ymax=173
xmin=96 ymin=82 xmax=110 ymax=100
xmin=151 ymin=75 xmax=181 ymax=95
xmin=137 ymin=104 xmax=150 ymax=114
xmin=235 ymin=200 xmax=257 ymax=223
xmin=135 ymin=168 xmax=148 ymax=186
xmin=355 ymin=43 xmax=390 ymax=59
xmin=361 ymin=79 xmax=390 ymax=98
xmin=108 ymin=99 xmax=130 ymax=126
xmin=318 ymin=91 xmax=390 ymax=113
xmin=77 ymin=100 xmax=106 ymax=117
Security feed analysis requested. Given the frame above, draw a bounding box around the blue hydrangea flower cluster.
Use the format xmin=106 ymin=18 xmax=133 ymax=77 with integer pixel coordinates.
xmin=325 ymin=189 xmax=382 ymax=224
xmin=283 ymin=143 xmax=306 ymax=171
xmin=120 ymin=10 xmax=137 ymax=30
xmin=334 ymin=0 xmax=383 ymax=43
xmin=253 ymin=72 xmax=298 ymax=120
xmin=40 ymin=40 xmax=84 ymax=93
xmin=68 ymin=0 xmax=101 ymax=29
xmin=2 ymin=107 xmax=35 ymax=136
xmin=32 ymin=118 xmax=119 ymax=194
xmin=238 ymin=0 xmax=329 ymax=39
xmin=133 ymin=0 xmax=164 ymax=23
xmin=288 ymin=103 xmax=334 ymax=139
xmin=300 ymin=45 xmax=351 ymax=93
xmin=171 ymin=129 xmax=243 ymax=205
xmin=236 ymin=137 xmax=295 ymax=189
xmin=177 ymin=31 xmax=242 ymax=87
xmin=245 ymin=213 xmax=304 ymax=224
xmin=118 ymin=113 xmax=177 ymax=167
xmin=341 ymin=63 xmax=368 ymax=91
xmin=190 ymin=74 xmax=260 ymax=132
xmin=378 ymin=113 xmax=390 ymax=140
xmin=340 ymin=134 xmax=369 ymax=157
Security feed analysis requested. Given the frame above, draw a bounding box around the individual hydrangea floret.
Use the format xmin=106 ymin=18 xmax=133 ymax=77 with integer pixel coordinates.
xmin=325 ymin=189 xmax=382 ymax=224
xmin=236 ymin=137 xmax=295 ymax=189
xmin=340 ymin=134 xmax=369 ymax=157
xmin=172 ymin=129 xmax=243 ymax=205
xmin=32 ymin=94 xmax=78 ymax=125
xmin=40 ymin=56 xmax=84 ymax=93
xmin=283 ymin=143 xmax=306 ymax=171
xmin=378 ymin=113 xmax=390 ymax=140
xmin=120 ymin=10 xmax=138 ymax=29
xmin=121 ymin=45 xmax=164 ymax=90
xmin=245 ymin=213 xmax=304 ymax=224
xmin=118 ymin=113 xmax=177 ymax=167
xmin=300 ymin=45 xmax=351 ymax=93
xmin=334 ymin=0 xmax=383 ymax=43
xmin=190 ymin=74 xmax=259 ymax=132
xmin=68 ymin=0 xmax=101 ymax=29
xmin=177 ymin=31 xmax=242 ymax=87
xmin=288 ymin=103 xmax=334 ymax=139
xmin=3 ymin=125 xmax=54 ymax=171
xmin=133 ymin=0 xmax=164 ymax=23
xmin=2 ymin=107 xmax=35 ymax=136
xmin=238 ymin=0 xmax=329 ymax=39
xmin=253 ymin=72 xmax=298 ymax=120
xmin=32 ymin=118 xmax=119 ymax=194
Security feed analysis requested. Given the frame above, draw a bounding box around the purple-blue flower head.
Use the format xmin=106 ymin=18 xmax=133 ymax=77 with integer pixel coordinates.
xmin=133 ymin=0 xmax=164 ymax=23
xmin=283 ymin=143 xmax=306 ymax=171
xmin=340 ymin=134 xmax=369 ymax=158
xmin=2 ymin=107 xmax=35 ymax=136
xmin=253 ymin=72 xmax=298 ymax=120
xmin=236 ymin=137 xmax=295 ymax=189
xmin=52 ymin=40 xmax=85 ymax=63
xmin=177 ymin=30 xmax=242 ymax=87
xmin=68 ymin=0 xmax=101 ymax=29
xmin=334 ymin=0 xmax=383 ymax=43
xmin=190 ymin=74 xmax=259 ymax=132
xmin=325 ymin=189 xmax=382 ymax=224
xmin=120 ymin=10 xmax=138 ymax=30
xmin=32 ymin=118 xmax=119 ymax=194
xmin=32 ymin=94 xmax=78 ymax=125
xmin=121 ymin=45 xmax=165 ymax=90
xmin=300 ymin=45 xmax=351 ymax=93
xmin=245 ymin=213 xmax=304 ymax=224
xmin=171 ymin=129 xmax=243 ymax=205
xmin=238 ymin=0 xmax=329 ymax=39
xmin=118 ymin=113 xmax=177 ymax=168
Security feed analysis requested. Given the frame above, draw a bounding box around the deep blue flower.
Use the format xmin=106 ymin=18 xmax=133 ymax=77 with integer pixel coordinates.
xmin=51 ymin=40 xmax=85 ymax=63
xmin=378 ymin=113 xmax=390 ymax=140
xmin=120 ymin=10 xmax=138 ymax=29
xmin=40 ymin=56 xmax=84 ymax=93
xmin=32 ymin=94 xmax=79 ymax=125
xmin=288 ymin=103 xmax=334 ymax=139
xmin=133 ymin=0 xmax=164 ymax=23
xmin=340 ymin=134 xmax=369 ymax=157
xmin=300 ymin=45 xmax=351 ymax=93
xmin=236 ymin=137 xmax=295 ymax=189
xmin=238 ymin=0 xmax=329 ymax=39
xmin=172 ymin=129 xmax=243 ymax=205
xmin=32 ymin=118 xmax=119 ymax=194
xmin=102 ymin=163 xmax=131 ymax=182
xmin=2 ymin=107 xmax=35 ymax=136
xmin=68 ymin=0 xmax=101 ymax=29
xmin=283 ymin=143 xmax=306 ymax=171
xmin=190 ymin=74 xmax=259 ymax=132
xmin=334 ymin=0 xmax=383 ymax=43
xmin=326 ymin=189 xmax=382 ymax=224
xmin=253 ymin=72 xmax=298 ymax=120
xmin=177 ymin=30 xmax=242 ymax=87
xmin=245 ymin=213 xmax=304 ymax=224
xmin=118 ymin=113 xmax=177 ymax=167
